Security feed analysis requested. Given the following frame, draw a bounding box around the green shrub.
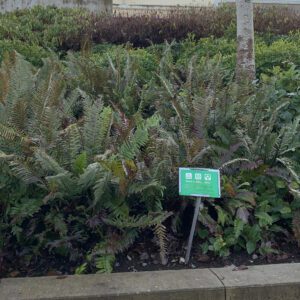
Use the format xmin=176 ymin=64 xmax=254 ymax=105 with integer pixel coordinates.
xmin=172 ymin=36 xmax=300 ymax=76
xmin=0 ymin=39 xmax=48 ymax=66
xmin=256 ymin=39 xmax=300 ymax=74
xmin=0 ymin=6 xmax=90 ymax=51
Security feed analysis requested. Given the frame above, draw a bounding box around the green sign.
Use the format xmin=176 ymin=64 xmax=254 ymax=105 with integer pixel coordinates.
xmin=179 ymin=168 xmax=221 ymax=198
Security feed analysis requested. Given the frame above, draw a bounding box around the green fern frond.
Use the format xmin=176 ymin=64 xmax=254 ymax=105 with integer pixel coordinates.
xmin=128 ymin=180 xmax=165 ymax=197
xmin=10 ymin=160 xmax=43 ymax=185
xmin=277 ymin=157 xmax=300 ymax=183
xmin=78 ymin=162 xmax=101 ymax=190
xmin=104 ymin=212 xmax=172 ymax=229
xmin=84 ymin=100 xmax=112 ymax=157
xmin=63 ymin=124 xmax=82 ymax=166
xmin=45 ymin=172 xmax=78 ymax=196
xmin=119 ymin=126 xmax=148 ymax=160
xmin=93 ymin=172 xmax=112 ymax=207
xmin=95 ymin=254 xmax=115 ymax=274
xmin=98 ymin=107 xmax=113 ymax=153
xmin=34 ymin=149 xmax=66 ymax=175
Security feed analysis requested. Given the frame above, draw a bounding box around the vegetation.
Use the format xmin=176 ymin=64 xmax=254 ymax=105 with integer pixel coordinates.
xmin=1 ymin=5 xmax=300 ymax=64
xmin=1 ymin=6 xmax=300 ymax=276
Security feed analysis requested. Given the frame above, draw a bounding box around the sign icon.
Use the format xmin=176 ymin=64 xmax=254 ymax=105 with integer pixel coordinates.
xmin=185 ymin=173 xmax=192 ymax=180
xmin=204 ymin=174 xmax=211 ymax=181
xmin=195 ymin=173 xmax=202 ymax=180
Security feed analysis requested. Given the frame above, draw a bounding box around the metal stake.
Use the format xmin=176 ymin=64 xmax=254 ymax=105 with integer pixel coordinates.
xmin=185 ymin=197 xmax=202 ymax=264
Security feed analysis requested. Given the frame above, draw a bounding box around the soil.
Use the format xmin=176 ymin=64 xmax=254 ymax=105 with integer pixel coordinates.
xmin=2 ymin=233 xmax=300 ymax=278
xmin=113 ymin=234 xmax=300 ymax=273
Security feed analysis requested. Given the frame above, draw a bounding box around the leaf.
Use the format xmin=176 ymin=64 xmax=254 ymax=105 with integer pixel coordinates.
xmin=234 ymin=218 xmax=245 ymax=239
xmin=255 ymin=211 xmax=274 ymax=227
xmin=246 ymin=241 xmax=256 ymax=254
xmin=216 ymin=206 xmax=227 ymax=226
xmin=198 ymin=228 xmax=209 ymax=239
xmin=280 ymin=206 xmax=291 ymax=214
xmin=96 ymin=254 xmax=115 ymax=274
xmin=276 ymin=180 xmax=286 ymax=189
xmin=75 ymin=263 xmax=87 ymax=275
xmin=73 ymin=152 xmax=87 ymax=175
xmin=236 ymin=191 xmax=256 ymax=206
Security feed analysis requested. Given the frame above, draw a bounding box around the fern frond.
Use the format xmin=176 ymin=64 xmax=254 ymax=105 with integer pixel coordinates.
xmin=221 ymin=158 xmax=252 ymax=170
xmin=95 ymin=254 xmax=115 ymax=274
xmin=277 ymin=157 xmax=300 ymax=183
xmin=84 ymin=100 xmax=112 ymax=157
xmin=0 ymin=123 xmax=25 ymax=143
xmin=128 ymin=180 xmax=165 ymax=196
xmin=153 ymin=223 xmax=168 ymax=265
xmin=104 ymin=212 xmax=172 ymax=229
xmin=63 ymin=124 xmax=82 ymax=167
xmin=34 ymin=149 xmax=66 ymax=175
xmin=93 ymin=229 xmax=138 ymax=256
xmin=119 ymin=126 xmax=148 ymax=160
xmin=78 ymin=162 xmax=101 ymax=190
xmin=45 ymin=172 xmax=78 ymax=196
xmin=10 ymin=160 xmax=43 ymax=185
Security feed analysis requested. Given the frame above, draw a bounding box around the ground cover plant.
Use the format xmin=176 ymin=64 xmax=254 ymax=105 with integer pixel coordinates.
xmin=1 ymin=6 xmax=300 ymax=276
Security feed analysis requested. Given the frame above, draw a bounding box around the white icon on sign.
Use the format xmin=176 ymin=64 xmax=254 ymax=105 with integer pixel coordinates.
xmin=186 ymin=173 xmax=192 ymax=180
xmin=195 ymin=173 xmax=202 ymax=180
xmin=204 ymin=174 xmax=211 ymax=181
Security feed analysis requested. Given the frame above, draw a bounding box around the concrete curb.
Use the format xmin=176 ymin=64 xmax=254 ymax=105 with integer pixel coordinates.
xmin=1 ymin=263 xmax=300 ymax=300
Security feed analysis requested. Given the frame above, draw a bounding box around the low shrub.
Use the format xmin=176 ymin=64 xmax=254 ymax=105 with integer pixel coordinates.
xmin=0 ymin=39 xmax=48 ymax=66
xmin=1 ymin=6 xmax=300 ymax=51
xmin=0 ymin=6 xmax=90 ymax=51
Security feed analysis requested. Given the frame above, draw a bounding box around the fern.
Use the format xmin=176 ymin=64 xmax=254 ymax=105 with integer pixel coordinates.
xmin=95 ymin=254 xmax=115 ymax=274
xmin=83 ymin=100 xmax=112 ymax=157
xmin=119 ymin=126 xmax=149 ymax=160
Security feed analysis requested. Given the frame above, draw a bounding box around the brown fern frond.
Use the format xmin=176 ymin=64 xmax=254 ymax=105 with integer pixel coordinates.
xmin=154 ymin=223 xmax=168 ymax=265
xmin=11 ymin=100 xmax=28 ymax=132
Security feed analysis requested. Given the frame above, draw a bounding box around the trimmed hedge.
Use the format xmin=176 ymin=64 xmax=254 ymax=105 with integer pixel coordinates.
xmin=1 ymin=6 xmax=300 ymax=52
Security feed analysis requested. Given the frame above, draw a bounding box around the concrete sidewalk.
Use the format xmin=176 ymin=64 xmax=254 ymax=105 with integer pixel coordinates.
xmin=1 ymin=263 xmax=300 ymax=300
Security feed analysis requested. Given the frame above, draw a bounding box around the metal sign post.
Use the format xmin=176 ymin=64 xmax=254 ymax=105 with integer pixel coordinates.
xmin=179 ymin=168 xmax=221 ymax=265
xmin=185 ymin=197 xmax=202 ymax=264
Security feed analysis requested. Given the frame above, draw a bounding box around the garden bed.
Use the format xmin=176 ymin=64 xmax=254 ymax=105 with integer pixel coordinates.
xmin=2 ymin=232 xmax=300 ymax=278
xmin=1 ymin=6 xmax=300 ymax=281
